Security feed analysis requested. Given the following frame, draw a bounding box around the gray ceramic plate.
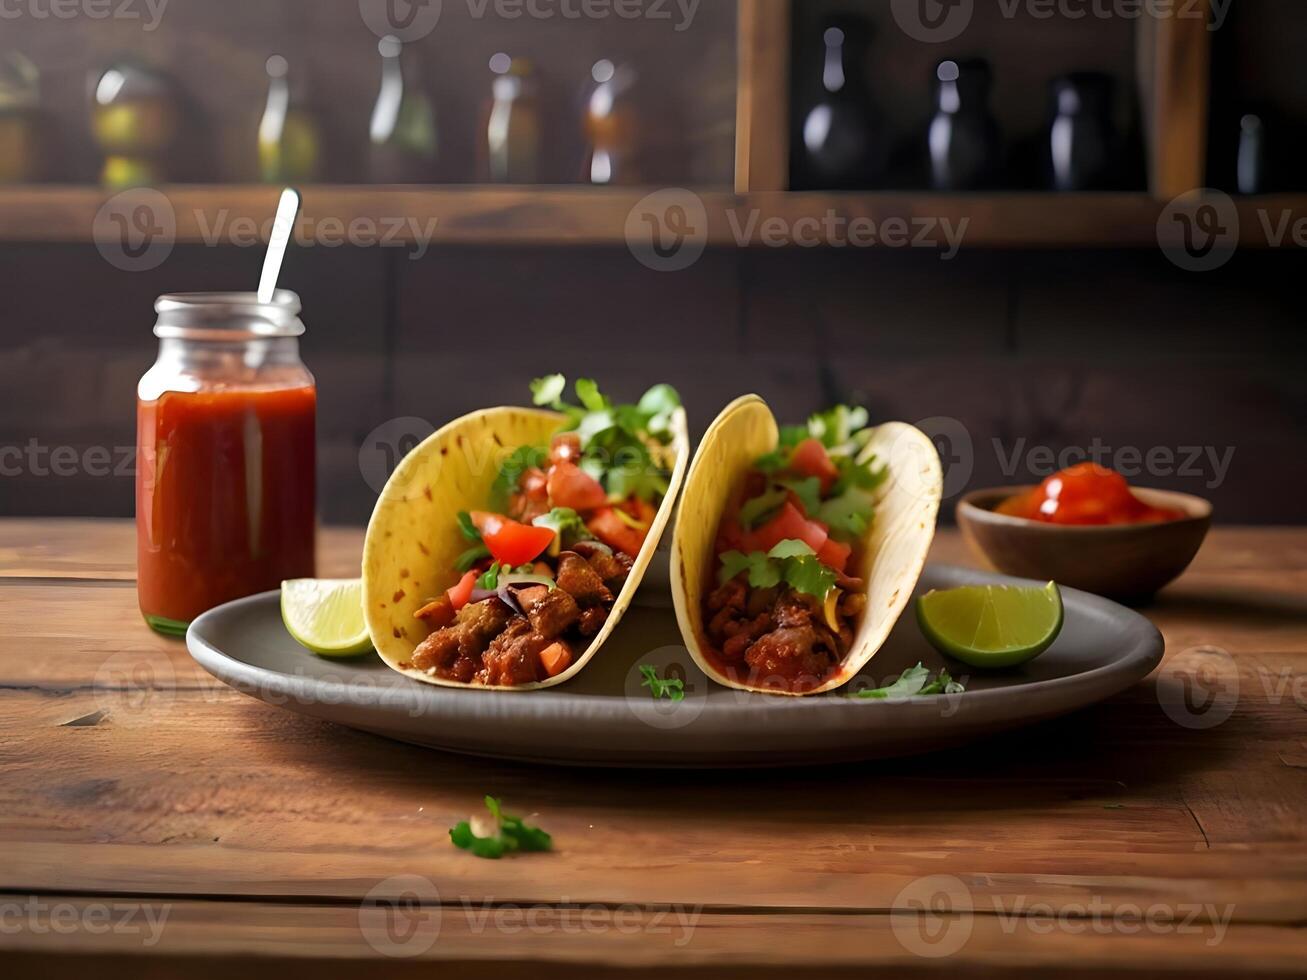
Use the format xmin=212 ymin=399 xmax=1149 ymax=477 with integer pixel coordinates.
xmin=187 ymin=565 xmax=1163 ymax=768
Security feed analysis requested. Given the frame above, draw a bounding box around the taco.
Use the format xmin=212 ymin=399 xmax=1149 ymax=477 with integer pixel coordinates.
xmin=364 ymin=377 xmax=689 ymax=690
xmin=671 ymin=395 xmax=941 ymax=695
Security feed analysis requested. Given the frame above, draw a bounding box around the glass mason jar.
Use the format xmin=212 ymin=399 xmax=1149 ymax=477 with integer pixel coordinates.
xmin=136 ymin=291 xmax=317 ymax=636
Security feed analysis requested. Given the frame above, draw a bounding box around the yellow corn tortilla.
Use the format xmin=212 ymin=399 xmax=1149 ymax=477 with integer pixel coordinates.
xmin=364 ymin=405 xmax=690 ymax=691
xmin=670 ymin=395 xmax=942 ymax=696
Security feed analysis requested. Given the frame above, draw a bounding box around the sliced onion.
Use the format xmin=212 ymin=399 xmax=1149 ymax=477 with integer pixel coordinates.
xmin=496 ymin=574 xmax=556 ymax=616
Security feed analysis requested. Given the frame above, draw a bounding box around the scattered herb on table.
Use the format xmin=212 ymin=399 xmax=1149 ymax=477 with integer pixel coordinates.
xmin=850 ymin=663 xmax=965 ymax=699
xmin=450 ymin=796 xmax=553 ymax=860
xmin=639 ymin=665 xmax=686 ymax=702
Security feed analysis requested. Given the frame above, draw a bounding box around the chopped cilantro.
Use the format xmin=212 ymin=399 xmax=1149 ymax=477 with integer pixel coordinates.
xmin=490 ymin=446 xmax=547 ymax=511
xmin=456 ymin=511 xmax=482 ymax=542
xmin=530 ymin=374 xmax=567 ymax=409
xmin=450 ymin=796 xmax=553 ymax=860
xmin=532 ymin=508 xmax=592 ymax=548
xmin=738 ymin=487 xmax=787 ymax=529
xmin=784 ymin=554 xmax=837 ymax=598
xmin=767 ymin=539 xmax=816 ymax=559
xmin=574 ymin=378 xmax=608 ymax=412
xmin=777 ymin=476 xmax=822 ymax=516
xmin=851 ymin=663 xmax=965 ymax=699
xmin=808 ymin=405 xmax=870 ymax=449
xmin=476 ymin=562 xmax=502 ymax=590
xmin=817 ymin=488 xmax=875 ymax=541
xmin=639 ymin=665 xmax=686 ymax=702
xmin=778 ymin=425 xmax=808 ymax=450
xmin=455 ymin=545 xmax=491 ymax=572
xmin=717 ymin=540 xmax=836 ymax=599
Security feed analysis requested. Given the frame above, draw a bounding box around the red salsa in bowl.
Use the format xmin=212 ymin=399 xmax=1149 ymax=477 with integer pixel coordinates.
xmin=996 ymin=464 xmax=1187 ymax=527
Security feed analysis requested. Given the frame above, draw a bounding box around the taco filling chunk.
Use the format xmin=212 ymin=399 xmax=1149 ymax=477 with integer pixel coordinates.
xmin=703 ymin=407 xmax=888 ymax=694
xmin=402 ymin=377 xmax=681 ymax=688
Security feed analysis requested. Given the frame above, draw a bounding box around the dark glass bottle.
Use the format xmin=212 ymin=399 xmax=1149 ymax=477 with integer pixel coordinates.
xmin=1046 ymin=72 xmax=1116 ymax=191
xmin=369 ymin=35 xmax=438 ymax=183
xmin=794 ymin=21 xmax=882 ymax=189
xmin=1236 ymin=113 xmax=1266 ymax=194
xmin=582 ymin=59 xmax=639 ymax=185
xmin=482 ymin=53 xmax=540 ymax=184
xmin=928 ymin=58 xmax=1001 ymax=191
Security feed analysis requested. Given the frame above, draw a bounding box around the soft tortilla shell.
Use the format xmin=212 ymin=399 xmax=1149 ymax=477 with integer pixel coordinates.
xmin=363 ymin=405 xmax=690 ymax=691
xmin=670 ymin=396 xmax=941 ymax=696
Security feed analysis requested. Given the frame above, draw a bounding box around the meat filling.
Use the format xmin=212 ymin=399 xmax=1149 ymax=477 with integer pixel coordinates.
xmin=704 ymin=575 xmax=866 ymax=693
xmin=405 ymin=549 xmax=628 ymax=687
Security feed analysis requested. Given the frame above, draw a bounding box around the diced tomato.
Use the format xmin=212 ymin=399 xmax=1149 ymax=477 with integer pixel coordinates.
xmin=816 ymin=537 xmax=852 ymax=573
xmin=547 ymin=461 xmax=609 ymax=511
xmin=790 ymin=438 xmax=840 ymax=494
xmin=469 ymin=511 xmax=503 ymax=536
xmin=754 ymin=502 xmax=829 ymax=554
xmin=521 ymin=467 xmax=549 ymax=503
xmin=446 ymin=570 xmax=478 ymax=611
xmin=587 ymin=507 xmax=647 ymax=558
xmin=472 ymin=512 xmax=556 ymax=567
xmin=549 ymin=433 xmax=583 ymax=466
xmin=538 ymin=642 xmax=573 ymax=678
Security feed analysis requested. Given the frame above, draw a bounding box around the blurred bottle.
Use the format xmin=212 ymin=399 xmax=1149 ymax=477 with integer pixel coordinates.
xmin=793 ymin=19 xmax=883 ymax=189
xmin=483 ymin=53 xmax=540 ymax=183
xmin=582 ymin=59 xmax=638 ymax=185
xmin=1236 ymin=113 xmax=1266 ymax=194
xmin=1046 ymin=72 xmax=1116 ymax=191
xmin=258 ymin=54 xmax=320 ymax=184
xmin=0 ymin=52 xmax=40 ymax=184
xmin=928 ymin=58 xmax=1001 ymax=191
xmin=369 ymin=35 xmax=438 ymax=183
xmin=91 ymin=60 xmax=179 ymax=188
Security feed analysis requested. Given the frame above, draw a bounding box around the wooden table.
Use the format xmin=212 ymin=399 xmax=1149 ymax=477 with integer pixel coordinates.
xmin=2 ymin=519 xmax=1306 ymax=978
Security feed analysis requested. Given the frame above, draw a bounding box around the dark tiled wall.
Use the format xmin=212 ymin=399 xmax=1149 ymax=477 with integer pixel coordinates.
xmin=1 ymin=243 xmax=1303 ymax=525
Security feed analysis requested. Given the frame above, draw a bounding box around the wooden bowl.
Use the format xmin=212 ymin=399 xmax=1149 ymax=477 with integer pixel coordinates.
xmin=957 ymin=486 xmax=1213 ymax=603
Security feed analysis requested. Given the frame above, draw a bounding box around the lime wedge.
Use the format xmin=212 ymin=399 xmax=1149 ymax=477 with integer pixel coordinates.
xmin=916 ymin=582 xmax=1063 ymax=669
xmin=281 ymin=579 xmax=373 ymax=657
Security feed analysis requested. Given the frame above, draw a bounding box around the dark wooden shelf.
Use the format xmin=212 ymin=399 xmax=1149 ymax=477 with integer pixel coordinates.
xmin=0 ymin=184 xmax=1295 ymax=248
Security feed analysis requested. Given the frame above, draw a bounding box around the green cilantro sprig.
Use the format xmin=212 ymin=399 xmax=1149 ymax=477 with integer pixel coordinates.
xmin=450 ymin=796 xmax=553 ymax=860
xmin=453 ymin=512 xmax=492 ymax=572
xmin=851 ymin=663 xmax=965 ymax=699
xmin=529 ymin=376 xmax=680 ymax=504
xmin=532 ymin=507 xmax=593 ymax=549
xmin=639 ymin=665 xmax=686 ymax=702
xmin=718 ymin=540 xmax=837 ymax=599
xmin=476 ymin=562 xmax=502 ymax=590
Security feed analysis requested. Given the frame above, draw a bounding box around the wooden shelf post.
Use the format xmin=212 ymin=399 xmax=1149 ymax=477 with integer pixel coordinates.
xmin=1146 ymin=0 xmax=1214 ymax=198
xmin=735 ymin=0 xmax=791 ymax=193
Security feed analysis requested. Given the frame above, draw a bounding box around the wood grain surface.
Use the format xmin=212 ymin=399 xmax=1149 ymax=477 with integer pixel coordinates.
xmin=1 ymin=519 xmax=1305 ymax=977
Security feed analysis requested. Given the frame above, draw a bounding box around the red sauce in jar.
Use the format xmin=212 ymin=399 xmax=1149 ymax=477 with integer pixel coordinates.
xmin=997 ymin=463 xmax=1187 ymax=526
xmin=136 ymin=385 xmax=316 ymax=631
